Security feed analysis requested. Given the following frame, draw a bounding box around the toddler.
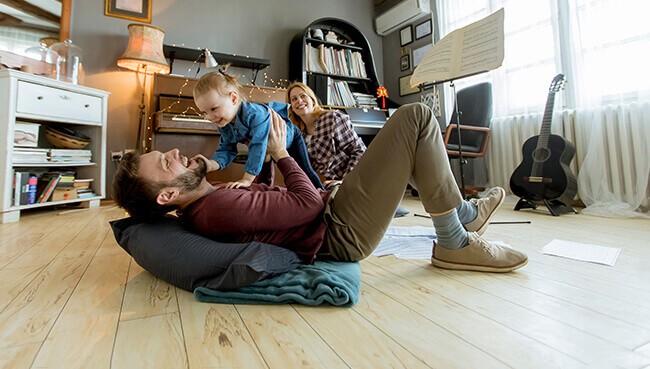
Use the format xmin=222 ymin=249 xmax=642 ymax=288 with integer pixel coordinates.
xmin=193 ymin=70 xmax=322 ymax=189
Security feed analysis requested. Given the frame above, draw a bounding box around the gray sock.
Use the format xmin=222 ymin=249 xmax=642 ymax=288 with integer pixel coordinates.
xmin=456 ymin=200 xmax=478 ymax=224
xmin=431 ymin=210 xmax=469 ymax=250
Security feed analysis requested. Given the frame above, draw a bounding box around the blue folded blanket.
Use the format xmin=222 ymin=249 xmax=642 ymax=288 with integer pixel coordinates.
xmin=194 ymin=261 xmax=360 ymax=306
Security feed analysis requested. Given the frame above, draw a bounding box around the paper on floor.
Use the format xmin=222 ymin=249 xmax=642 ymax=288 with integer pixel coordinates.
xmin=372 ymin=226 xmax=437 ymax=260
xmin=540 ymin=239 xmax=621 ymax=266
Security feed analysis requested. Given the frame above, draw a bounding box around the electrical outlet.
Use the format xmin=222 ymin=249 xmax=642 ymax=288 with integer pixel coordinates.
xmin=111 ymin=150 xmax=123 ymax=162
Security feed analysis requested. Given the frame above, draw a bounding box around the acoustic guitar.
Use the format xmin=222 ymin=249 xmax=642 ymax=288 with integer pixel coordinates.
xmin=509 ymin=74 xmax=577 ymax=215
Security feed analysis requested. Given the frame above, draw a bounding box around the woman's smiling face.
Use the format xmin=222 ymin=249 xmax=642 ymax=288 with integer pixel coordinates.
xmin=289 ymin=86 xmax=316 ymax=118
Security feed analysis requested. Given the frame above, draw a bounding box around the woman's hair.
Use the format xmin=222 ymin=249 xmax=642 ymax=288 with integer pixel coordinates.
xmin=193 ymin=67 xmax=243 ymax=99
xmin=286 ymin=82 xmax=328 ymax=134
xmin=112 ymin=152 xmax=177 ymax=220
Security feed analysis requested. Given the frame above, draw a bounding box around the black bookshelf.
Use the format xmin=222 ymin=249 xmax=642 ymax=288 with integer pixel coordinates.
xmin=289 ymin=18 xmax=399 ymax=109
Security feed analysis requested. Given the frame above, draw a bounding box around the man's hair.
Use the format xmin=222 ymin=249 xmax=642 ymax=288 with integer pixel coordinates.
xmin=112 ymin=152 xmax=177 ymax=219
xmin=286 ymin=82 xmax=328 ymax=135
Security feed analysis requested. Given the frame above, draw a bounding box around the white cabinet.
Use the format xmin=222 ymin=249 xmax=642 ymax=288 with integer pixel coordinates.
xmin=0 ymin=70 xmax=109 ymax=223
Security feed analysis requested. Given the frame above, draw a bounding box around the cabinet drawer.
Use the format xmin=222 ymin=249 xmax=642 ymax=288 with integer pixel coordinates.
xmin=16 ymin=81 xmax=102 ymax=124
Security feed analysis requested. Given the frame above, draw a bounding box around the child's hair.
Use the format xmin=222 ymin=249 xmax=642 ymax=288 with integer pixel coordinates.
xmin=193 ymin=67 xmax=243 ymax=99
xmin=286 ymin=81 xmax=328 ymax=134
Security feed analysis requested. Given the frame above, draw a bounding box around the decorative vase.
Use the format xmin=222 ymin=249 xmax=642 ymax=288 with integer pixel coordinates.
xmin=50 ymin=39 xmax=82 ymax=84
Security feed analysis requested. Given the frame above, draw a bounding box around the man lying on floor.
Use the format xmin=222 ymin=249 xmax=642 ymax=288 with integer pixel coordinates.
xmin=111 ymin=103 xmax=527 ymax=294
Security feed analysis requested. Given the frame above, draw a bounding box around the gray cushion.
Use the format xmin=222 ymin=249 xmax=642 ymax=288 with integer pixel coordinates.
xmin=110 ymin=216 xmax=302 ymax=291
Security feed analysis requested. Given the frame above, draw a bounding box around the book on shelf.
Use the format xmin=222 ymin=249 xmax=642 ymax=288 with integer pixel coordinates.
xmin=36 ymin=173 xmax=61 ymax=203
xmin=12 ymin=172 xmax=38 ymax=206
xmin=305 ymin=43 xmax=367 ymax=79
xmin=410 ymin=8 xmax=505 ymax=87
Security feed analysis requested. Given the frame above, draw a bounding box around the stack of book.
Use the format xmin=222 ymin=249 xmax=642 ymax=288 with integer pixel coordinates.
xmin=352 ymin=92 xmax=378 ymax=108
xmin=73 ymin=179 xmax=96 ymax=199
xmin=51 ymin=171 xmax=77 ymax=201
xmin=12 ymin=148 xmax=49 ymax=164
xmin=49 ymin=149 xmax=92 ymax=163
xmin=36 ymin=171 xmax=77 ymax=203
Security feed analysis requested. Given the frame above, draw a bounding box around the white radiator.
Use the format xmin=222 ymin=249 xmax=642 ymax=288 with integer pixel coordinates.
xmin=487 ymin=102 xmax=650 ymax=214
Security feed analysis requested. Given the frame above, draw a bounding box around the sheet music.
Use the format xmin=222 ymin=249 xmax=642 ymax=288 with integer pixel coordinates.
xmin=411 ymin=8 xmax=505 ymax=87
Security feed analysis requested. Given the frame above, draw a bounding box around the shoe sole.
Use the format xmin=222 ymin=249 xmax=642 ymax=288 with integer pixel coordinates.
xmin=430 ymin=256 xmax=528 ymax=273
xmin=467 ymin=187 xmax=506 ymax=236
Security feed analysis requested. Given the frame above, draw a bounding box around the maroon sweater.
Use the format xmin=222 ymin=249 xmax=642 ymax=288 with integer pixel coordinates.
xmin=180 ymin=157 xmax=330 ymax=262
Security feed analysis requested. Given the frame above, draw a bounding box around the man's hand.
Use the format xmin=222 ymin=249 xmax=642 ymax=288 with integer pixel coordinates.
xmin=267 ymin=109 xmax=289 ymax=162
xmin=192 ymin=154 xmax=220 ymax=172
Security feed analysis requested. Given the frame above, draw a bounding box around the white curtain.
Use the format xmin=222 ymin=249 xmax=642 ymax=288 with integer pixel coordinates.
xmin=435 ymin=0 xmax=650 ymax=217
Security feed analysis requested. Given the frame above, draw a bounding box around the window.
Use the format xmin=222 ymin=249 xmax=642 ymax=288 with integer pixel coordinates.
xmin=436 ymin=0 xmax=650 ymax=116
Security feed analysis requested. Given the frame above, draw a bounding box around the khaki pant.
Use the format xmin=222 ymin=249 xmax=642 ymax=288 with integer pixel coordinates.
xmin=322 ymin=103 xmax=463 ymax=261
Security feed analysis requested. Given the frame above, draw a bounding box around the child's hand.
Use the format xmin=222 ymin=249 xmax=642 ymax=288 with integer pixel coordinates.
xmin=224 ymin=172 xmax=256 ymax=189
xmin=225 ymin=178 xmax=254 ymax=189
xmin=192 ymin=154 xmax=220 ymax=172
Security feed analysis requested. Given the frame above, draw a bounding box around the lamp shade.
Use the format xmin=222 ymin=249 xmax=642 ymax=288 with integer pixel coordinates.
xmin=117 ymin=24 xmax=170 ymax=74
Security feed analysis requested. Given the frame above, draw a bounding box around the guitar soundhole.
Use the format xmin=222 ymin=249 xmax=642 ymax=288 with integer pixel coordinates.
xmin=532 ymin=148 xmax=551 ymax=163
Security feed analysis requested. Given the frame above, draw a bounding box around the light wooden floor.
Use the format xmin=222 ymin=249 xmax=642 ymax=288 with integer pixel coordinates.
xmin=1 ymin=194 xmax=650 ymax=369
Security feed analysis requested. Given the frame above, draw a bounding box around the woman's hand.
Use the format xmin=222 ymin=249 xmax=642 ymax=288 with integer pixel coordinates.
xmin=267 ymin=108 xmax=289 ymax=161
xmin=323 ymin=179 xmax=343 ymax=190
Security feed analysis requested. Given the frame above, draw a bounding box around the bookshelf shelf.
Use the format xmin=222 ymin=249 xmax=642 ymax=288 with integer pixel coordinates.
xmin=0 ymin=70 xmax=109 ymax=223
xmin=306 ymin=71 xmax=371 ymax=82
xmin=305 ymin=37 xmax=364 ymax=51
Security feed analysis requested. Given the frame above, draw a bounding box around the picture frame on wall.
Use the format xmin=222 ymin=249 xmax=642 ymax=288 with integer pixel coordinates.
xmin=105 ymin=0 xmax=151 ymax=23
xmin=399 ymin=25 xmax=413 ymax=46
xmin=415 ymin=19 xmax=432 ymax=40
xmin=399 ymin=74 xmax=420 ymax=97
xmin=400 ymin=54 xmax=410 ymax=71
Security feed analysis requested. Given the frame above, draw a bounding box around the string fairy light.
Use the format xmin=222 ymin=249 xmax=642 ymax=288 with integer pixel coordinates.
xmin=141 ymin=46 xmax=292 ymax=151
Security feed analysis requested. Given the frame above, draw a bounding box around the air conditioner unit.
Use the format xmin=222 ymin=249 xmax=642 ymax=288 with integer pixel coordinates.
xmin=375 ymin=0 xmax=430 ymax=36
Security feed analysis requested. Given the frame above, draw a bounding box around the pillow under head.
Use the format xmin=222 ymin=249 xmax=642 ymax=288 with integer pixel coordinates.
xmin=110 ymin=216 xmax=301 ymax=291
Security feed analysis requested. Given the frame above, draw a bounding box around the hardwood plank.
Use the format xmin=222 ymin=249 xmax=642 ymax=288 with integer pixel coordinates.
xmin=236 ymin=304 xmax=348 ymax=369
xmin=3 ymin=210 xmax=101 ymax=269
xmin=120 ymin=262 xmax=178 ymax=321
xmin=368 ymin=257 xmax=650 ymax=368
xmin=362 ymin=259 xmax=588 ymax=369
xmin=355 ymin=283 xmax=509 ymax=368
xmin=0 ymin=211 xmax=111 ymax=348
xmin=0 ymin=342 xmax=40 ymax=369
xmin=294 ymin=301 xmax=432 ymax=369
xmin=112 ymin=313 xmax=187 ymax=369
xmin=0 ymin=266 xmax=42 ymax=312
xmin=30 ymin=253 xmax=131 ymax=369
xmin=0 ymin=214 xmax=63 ymax=269
xmin=176 ymin=289 xmax=268 ymax=369
xmin=406 ymin=258 xmax=650 ymax=349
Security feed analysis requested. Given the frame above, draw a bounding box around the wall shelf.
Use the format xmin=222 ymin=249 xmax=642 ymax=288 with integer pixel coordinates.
xmin=163 ymin=45 xmax=271 ymax=74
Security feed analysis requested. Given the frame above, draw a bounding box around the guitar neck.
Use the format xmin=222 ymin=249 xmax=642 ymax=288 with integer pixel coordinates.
xmin=537 ymin=90 xmax=556 ymax=150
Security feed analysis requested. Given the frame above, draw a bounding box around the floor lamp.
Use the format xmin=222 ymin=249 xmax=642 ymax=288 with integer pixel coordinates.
xmin=117 ymin=24 xmax=170 ymax=154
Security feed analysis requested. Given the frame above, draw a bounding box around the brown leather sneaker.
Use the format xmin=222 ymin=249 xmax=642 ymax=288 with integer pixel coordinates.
xmin=431 ymin=232 xmax=528 ymax=272
xmin=464 ymin=187 xmax=506 ymax=235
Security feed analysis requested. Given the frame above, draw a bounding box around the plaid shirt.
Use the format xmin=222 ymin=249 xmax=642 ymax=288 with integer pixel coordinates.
xmin=305 ymin=110 xmax=366 ymax=180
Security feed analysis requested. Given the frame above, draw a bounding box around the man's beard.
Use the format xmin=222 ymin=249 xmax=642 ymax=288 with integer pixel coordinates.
xmin=168 ymin=158 xmax=207 ymax=191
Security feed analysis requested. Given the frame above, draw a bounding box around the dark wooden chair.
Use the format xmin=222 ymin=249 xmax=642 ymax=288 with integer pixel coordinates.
xmin=444 ymin=82 xmax=493 ymax=197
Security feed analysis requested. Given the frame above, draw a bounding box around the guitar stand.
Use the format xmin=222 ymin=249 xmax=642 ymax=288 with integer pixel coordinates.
xmin=514 ymin=198 xmax=576 ymax=216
